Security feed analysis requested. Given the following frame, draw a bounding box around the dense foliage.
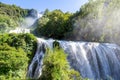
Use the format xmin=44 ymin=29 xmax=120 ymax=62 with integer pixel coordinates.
xmin=0 ymin=2 xmax=29 ymax=33
xmin=0 ymin=33 xmax=37 ymax=60
xmin=68 ymin=0 xmax=120 ymax=44
xmin=0 ymin=44 xmax=28 ymax=79
xmin=0 ymin=33 xmax=37 ymax=79
xmin=34 ymin=0 xmax=120 ymax=44
xmin=1 ymin=0 xmax=120 ymax=79
xmin=35 ymin=9 xmax=73 ymax=39
xmin=0 ymin=2 xmax=38 ymax=33
xmin=0 ymin=2 xmax=28 ymax=19
xmin=40 ymin=47 xmax=83 ymax=80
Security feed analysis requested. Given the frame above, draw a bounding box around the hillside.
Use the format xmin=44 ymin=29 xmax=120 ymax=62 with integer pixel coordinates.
xmin=0 ymin=2 xmax=38 ymax=33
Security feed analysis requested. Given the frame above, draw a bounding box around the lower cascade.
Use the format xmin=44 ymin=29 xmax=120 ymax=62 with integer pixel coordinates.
xmin=27 ymin=38 xmax=120 ymax=80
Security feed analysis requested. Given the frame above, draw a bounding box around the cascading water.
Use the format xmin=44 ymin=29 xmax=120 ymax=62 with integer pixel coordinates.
xmin=9 ymin=28 xmax=30 ymax=33
xmin=59 ymin=41 xmax=120 ymax=80
xmin=27 ymin=38 xmax=54 ymax=79
xmin=9 ymin=12 xmax=43 ymax=34
xmin=27 ymin=39 xmax=120 ymax=80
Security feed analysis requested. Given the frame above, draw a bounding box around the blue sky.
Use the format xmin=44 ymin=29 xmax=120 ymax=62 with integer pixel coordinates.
xmin=0 ymin=0 xmax=88 ymax=13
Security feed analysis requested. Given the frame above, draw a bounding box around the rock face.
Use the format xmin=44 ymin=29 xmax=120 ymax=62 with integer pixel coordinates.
xmin=27 ymin=9 xmax=38 ymax=18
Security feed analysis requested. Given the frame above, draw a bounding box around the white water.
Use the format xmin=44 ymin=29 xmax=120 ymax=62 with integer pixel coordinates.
xmin=27 ymin=38 xmax=54 ymax=79
xmin=59 ymin=41 xmax=120 ymax=80
xmin=27 ymin=38 xmax=120 ymax=80
xmin=9 ymin=17 xmax=36 ymax=33
xmin=37 ymin=13 xmax=43 ymax=18
xmin=9 ymin=12 xmax=42 ymax=34
xmin=9 ymin=28 xmax=30 ymax=33
xmin=6 ymin=9 xmax=120 ymax=80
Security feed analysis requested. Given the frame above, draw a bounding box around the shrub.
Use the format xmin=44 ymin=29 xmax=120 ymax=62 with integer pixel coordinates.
xmin=0 ymin=44 xmax=28 ymax=79
xmin=39 ymin=48 xmax=82 ymax=80
xmin=0 ymin=33 xmax=37 ymax=79
xmin=0 ymin=33 xmax=37 ymax=62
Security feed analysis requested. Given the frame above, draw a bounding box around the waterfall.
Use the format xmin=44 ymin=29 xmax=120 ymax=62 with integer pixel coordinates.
xmin=9 ymin=12 xmax=43 ymax=34
xmin=59 ymin=41 xmax=120 ymax=80
xmin=9 ymin=28 xmax=30 ymax=33
xmin=27 ymin=38 xmax=54 ymax=79
xmin=27 ymin=38 xmax=120 ymax=80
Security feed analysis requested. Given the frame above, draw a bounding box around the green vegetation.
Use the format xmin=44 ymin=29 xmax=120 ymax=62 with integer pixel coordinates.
xmin=35 ymin=9 xmax=73 ymax=39
xmin=1 ymin=0 xmax=120 ymax=79
xmin=68 ymin=0 xmax=120 ymax=43
xmin=0 ymin=2 xmax=29 ymax=33
xmin=0 ymin=33 xmax=37 ymax=61
xmin=0 ymin=33 xmax=37 ymax=79
xmin=40 ymin=47 xmax=83 ymax=80
xmin=0 ymin=44 xmax=28 ymax=79
xmin=34 ymin=0 xmax=120 ymax=44
xmin=0 ymin=2 xmax=28 ymax=18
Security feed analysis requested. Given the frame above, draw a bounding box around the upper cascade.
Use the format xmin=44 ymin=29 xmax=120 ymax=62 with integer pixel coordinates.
xmin=9 ymin=28 xmax=30 ymax=33
xmin=37 ymin=12 xmax=43 ymax=18
xmin=27 ymin=9 xmax=43 ymax=19
xmin=27 ymin=9 xmax=38 ymax=18
xmin=27 ymin=38 xmax=120 ymax=80
xmin=9 ymin=10 xmax=42 ymax=34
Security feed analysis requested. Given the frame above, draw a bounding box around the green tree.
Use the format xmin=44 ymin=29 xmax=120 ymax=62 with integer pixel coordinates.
xmin=39 ymin=48 xmax=82 ymax=80
xmin=0 ymin=44 xmax=28 ymax=79
xmin=0 ymin=2 xmax=31 ymax=33
xmin=66 ymin=0 xmax=120 ymax=44
xmin=0 ymin=33 xmax=37 ymax=62
xmin=36 ymin=9 xmax=72 ymax=39
xmin=0 ymin=33 xmax=37 ymax=79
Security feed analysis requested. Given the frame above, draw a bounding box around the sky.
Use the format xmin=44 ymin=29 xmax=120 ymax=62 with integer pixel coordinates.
xmin=0 ymin=0 xmax=88 ymax=13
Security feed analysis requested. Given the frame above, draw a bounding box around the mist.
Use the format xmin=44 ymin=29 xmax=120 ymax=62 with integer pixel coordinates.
xmin=9 ymin=17 xmax=37 ymax=33
xmin=72 ymin=0 xmax=120 ymax=44
xmin=19 ymin=17 xmax=37 ymax=28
